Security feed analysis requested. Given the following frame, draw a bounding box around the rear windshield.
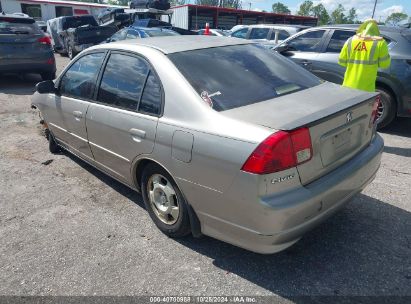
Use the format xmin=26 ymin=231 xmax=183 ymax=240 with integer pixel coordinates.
xmin=168 ymin=44 xmax=321 ymax=111
xmin=63 ymin=16 xmax=97 ymax=30
xmin=144 ymin=29 xmax=180 ymax=37
xmin=0 ymin=18 xmax=41 ymax=34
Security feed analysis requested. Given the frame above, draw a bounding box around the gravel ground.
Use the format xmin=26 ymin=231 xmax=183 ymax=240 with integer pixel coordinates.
xmin=0 ymin=56 xmax=410 ymax=300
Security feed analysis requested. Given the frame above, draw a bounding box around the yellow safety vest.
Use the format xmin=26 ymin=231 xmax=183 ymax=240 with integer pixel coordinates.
xmin=338 ymin=35 xmax=391 ymax=92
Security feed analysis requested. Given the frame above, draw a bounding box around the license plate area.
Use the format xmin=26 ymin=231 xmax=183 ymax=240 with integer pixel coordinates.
xmin=320 ymin=123 xmax=363 ymax=167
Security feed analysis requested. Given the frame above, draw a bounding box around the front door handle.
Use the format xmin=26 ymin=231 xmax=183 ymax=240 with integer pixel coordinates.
xmin=129 ymin=128 xmax=146 ymax=142
xmin=73 ymin=111 xmax=83 ymax=120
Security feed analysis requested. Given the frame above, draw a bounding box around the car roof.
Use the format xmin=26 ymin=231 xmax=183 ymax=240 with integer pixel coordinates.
xmin=246 ymin=24 xmax=310 ymax=29
xmin=93 ymin=36 xmax=252 ymax=54
xmin=315 ymin=24 xmax=403 ymax=33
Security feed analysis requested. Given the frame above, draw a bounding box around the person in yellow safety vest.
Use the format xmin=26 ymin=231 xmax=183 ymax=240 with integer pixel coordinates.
xmin=338 ymin=19 xmax=391 ymax=92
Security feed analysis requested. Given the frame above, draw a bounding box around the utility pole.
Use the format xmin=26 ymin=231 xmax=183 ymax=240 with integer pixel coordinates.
xmin=372 ymin=0 xmax=377 ymax=19
xmin=248 ymin=2 xmax=251 ymax=10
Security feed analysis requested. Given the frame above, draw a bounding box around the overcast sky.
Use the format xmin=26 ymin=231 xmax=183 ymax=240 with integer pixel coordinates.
xmin=239 ymin=0 xmax=409 ymax=22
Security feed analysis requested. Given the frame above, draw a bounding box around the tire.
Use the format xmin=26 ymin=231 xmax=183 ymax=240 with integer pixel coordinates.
xmin=48 ymin=130 xmax=61 ymax=154
xmin=40 ymin=72 xmax=56 ymax=81
xmin=376 ymin=87 xmax=396 ymax=129
xmin=141 ymin=163 xmax=191 ymax=238
xmin=68 ymin=44 xmax=75 ymax=60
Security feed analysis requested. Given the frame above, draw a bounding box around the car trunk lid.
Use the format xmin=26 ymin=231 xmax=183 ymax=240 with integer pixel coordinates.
xmin=223 ymin=82 xmax=379 ymax=185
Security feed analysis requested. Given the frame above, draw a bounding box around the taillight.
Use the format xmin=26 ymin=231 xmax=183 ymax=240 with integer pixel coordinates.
xmin=241 ymin=127 xmax=312 ymax=175
xmin=38 ymin=36 xmax=51 ymax=45
xmin=369 ymin=95 xmax=380 ymax=127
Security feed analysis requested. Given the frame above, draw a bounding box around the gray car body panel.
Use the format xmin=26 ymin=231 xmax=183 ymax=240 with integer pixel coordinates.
xmin=275 ymin=25 xmax=411 ymax=117
xmin=32 ymin=36 xmax=383 ymax=253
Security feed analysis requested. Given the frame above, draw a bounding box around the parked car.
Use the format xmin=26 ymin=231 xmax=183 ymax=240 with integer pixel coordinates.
xmin=97 ymin=7 xmax=130 ymax=26
xmin=35 ymin=20 xmax=47 ymax=32
xmin=133 ymin=18 xmax=196 ymax=35
xmin=230 ymin=24 xmax=310 ymax=47
xmin=0 ymin=14 xmax=56 ymax=80
xmin=104 ymin=25 xmax=179 ymax=43
xmin=274 ymin=25 xmax=411 ymax=128
xmin=197 ymin=29 xmax=228 ymax=36
xmin=47 ymin=15 xmax=117 ymax=59
xmin=130 ymin=0 xmax=170 ymax=10
xmin=32 ymin=36 xmax=383 ymax=254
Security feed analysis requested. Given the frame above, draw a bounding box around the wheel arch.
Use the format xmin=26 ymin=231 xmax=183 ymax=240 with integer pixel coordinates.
xmin=376 ymin=80 xmax=399 ymax=114
xmin=132 ymin=157 xmax=202 ymax=237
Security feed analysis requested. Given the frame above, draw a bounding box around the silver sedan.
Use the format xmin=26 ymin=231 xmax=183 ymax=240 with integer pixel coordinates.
xmin=32 ymin=36 xmax=384 ymax=254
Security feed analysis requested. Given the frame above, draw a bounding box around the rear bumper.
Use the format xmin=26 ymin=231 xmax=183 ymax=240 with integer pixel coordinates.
xmin=199 ymin=134 xmax=384 ymax=254
xmin=0 ymin=56 xmax=56 ymax=74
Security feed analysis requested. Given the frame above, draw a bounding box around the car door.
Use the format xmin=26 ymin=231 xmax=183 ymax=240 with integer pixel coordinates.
xmin=278 ymin=29 xmax=327 ymax=72
xmin=86 ymin=52 xmax=162 ymax=183
xmin=49 ymin=52 xmax=105 ymax=159
xmin=313 ymin=29 xmax=356 ymax=84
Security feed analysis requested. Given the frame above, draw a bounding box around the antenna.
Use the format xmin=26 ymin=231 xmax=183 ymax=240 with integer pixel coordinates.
xmin=371 ymin=0 xmax=377 ymax=19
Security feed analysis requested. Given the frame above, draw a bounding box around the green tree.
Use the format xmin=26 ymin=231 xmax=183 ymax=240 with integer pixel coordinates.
xmin=297 ymin=0 xmax=313 ymax=16
xmin=331 ymin=4 xmax=346 ymax=24
xmin=272 ymin=2 xmax=290 ymax=14
xmin=311 ymin=4 xmax=330 ymax=25
xmin=386 ymin=12 xmax=408 ymax=25
xmin=346 ymin=8 xmax=358 ymax=23
xmin=195 ymin=0 xmax=219 ymax=6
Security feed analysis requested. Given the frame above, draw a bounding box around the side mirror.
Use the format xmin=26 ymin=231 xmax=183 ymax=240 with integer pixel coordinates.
xmin=36 ymin=80 xmax=56 ymax=94
xmin=275 ymin=43 xmax=290 ymax=54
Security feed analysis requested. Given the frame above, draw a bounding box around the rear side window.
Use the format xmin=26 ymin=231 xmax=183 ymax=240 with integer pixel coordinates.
xmin=60 ymin=52 xmax=105 ymax=99
xmin=270 ymin=30 xmax=290 ymax=41
xmin=326 ymin=30 xmax=356 ymax=52
xmin=231 ymin=28 xmax=248 ymax=39
xmin=97 ymin=53 xmax=162 ymax=115
xmin=287 ymin=30 xmax=326 ymax=52
xmin=169 ymin=44 xmax=321 ymax=111
xmin=139 ymin=71 xmax=162 ymax=115
xmin=249 ymin=28 xmax=270 ymax=40
xmin=0 ymin=17 xmax=41 ymax=34
xmin=98 ymin=53 xmax=148 ymax=111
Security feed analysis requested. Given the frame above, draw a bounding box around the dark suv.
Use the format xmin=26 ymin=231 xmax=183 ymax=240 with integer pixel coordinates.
xmin=0 ymin=13 xmax=56 ymax=80
xmin=274 ymin=25 xmax=411 ymax=128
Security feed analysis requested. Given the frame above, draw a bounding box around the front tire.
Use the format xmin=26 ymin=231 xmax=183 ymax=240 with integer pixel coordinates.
xmin=141 ymin=163 xmax=191 ymax=238
xmin=376 ymin=87 xmax=396 ymax=129
xmin=68 ymin=45 xmax=75 ymax=60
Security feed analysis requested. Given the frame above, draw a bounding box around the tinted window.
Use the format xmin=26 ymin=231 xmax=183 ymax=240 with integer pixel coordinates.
xmin=60 ymin=52 xmax=104 ymax=99
xmin=62 ymin=16 xmax=97 ymax=30
xmin=249 ymin=28 xmax=270 ymax=40
xmin=231 ymin=28 xmax=248 ymax=39
xmin=326 ymin=30 xmax=355 ymax=52
xmin=169 ymin=44 xmax=321 ymax=111
xmin=139 ymin=71 xmax=162 ymax=115
xmin=98 ymin=53 xmax=149 ymax=111
xmin=0 ymin=18 xmax=41 ymax=34
xmin=144 ymin=29 xmax=180 ymax=37
xmin=287 ymin=30 xmax=326 ymax=52
xmin=270 ymin=30 xmax=290 ymax=41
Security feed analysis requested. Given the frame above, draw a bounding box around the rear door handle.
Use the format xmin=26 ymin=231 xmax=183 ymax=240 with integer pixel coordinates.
xmin=301 ymin=60 xmax=312 ymax=66
xmin=129 ymin=128 xmax=146 ymax=142
xmin=73 ymin=111 xmax=83 ymax=120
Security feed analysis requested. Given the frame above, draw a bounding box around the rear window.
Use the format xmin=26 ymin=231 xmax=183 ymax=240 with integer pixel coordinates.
xmin=0 ymin=18 xmax=41 ymax=34
xmin=63 ymin=16 xmax=97 ymax=30
xmin=144 ymin=29 xmax=180 ymax=37
xmin=169 ymin=44 xmax=321 ymax=111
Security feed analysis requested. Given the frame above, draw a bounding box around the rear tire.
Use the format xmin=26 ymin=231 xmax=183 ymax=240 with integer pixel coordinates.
xmin=141 ymin=163 xmax=191 ymax=238
xmin=376 ymin=87 xmax=396 ymax=129
xmin=68 ymin=45 xmax=75 ymax=60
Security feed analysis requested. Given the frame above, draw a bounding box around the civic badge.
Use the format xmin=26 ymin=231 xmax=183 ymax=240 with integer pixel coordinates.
xmin=346 ymin=111 xmax=353 ymax=123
